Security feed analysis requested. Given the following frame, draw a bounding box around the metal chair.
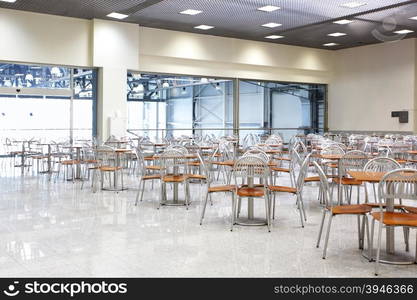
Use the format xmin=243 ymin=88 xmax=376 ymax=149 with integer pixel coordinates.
xmin=363 ymin=157 xmax=401 ymax=204
xmin=334 ymin=150 xmax=369 ymax=205
xmin=134 ymin=147 xmax=161 ymax=205
xmin=157 ymin=149 xmax=191 ymax=209
xmin=268 ymin=153 xmax=311 ymax=228
xmin=232 ymin=155 xmax=271 ymax=232
xmin=313 ymin=161 xmax=372 ymax=259
xmin=372 ymin=169 xmax=417 ymax=275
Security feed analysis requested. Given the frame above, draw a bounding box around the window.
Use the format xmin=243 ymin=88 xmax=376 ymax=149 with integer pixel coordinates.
xmin=0 ymin=63 xmax=97 ymax=142
xmin=127 ymin=73 xmax=233 ymax=139
xmin=239 ymin=80 xmax=326 ymax=141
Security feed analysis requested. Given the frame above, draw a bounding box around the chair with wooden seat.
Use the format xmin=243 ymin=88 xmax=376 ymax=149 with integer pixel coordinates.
xmin=133 ymin=147 xmax=161 ymax=205
xmin=232 ymin=155 xmax=271 ymax=232
xmin=313 ymin=161 xmax=372 ymax=259
xmin=334 ymin=150 xmax=369 ymax=205
xmin=371 ymin=169 xmax=417 ymax=276
xmin=157 ymin=149 xmax=191 ymax=209
xmin=94 ymin=145 xmax=124 ymax=191
xmin=199 ymin=154 xmax=235 ymax=228
xmin=363 ymin=157 xmax=400 ymax=204
xmin=268 ymin=153 xmax=311 ymax=228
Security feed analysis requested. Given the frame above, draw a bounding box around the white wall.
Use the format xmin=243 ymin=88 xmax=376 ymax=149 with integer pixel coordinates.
xmin=329 ymin=39 xmax=416 ymax=132
xmin=0 ymin=8 xmax=91 ymax=67
xmin=138 ymin=27 xmax=334 ymax=84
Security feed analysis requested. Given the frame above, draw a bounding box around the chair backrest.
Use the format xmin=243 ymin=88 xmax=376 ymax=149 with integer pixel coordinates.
xmin=233 ymin=155 xmax=269 ymax=183
xmin=364 ymin=157 xmax=400 ymax=173
xmin=95 ymin=145 xmax=116 ymax=167
xmin=296 ymin=153 xmax=312 ymax=193
xmin=378 ymin=169 xmax=417 ymax=208
xmin=166 ymin=144 xmax=188 ymax=155
xmin=339 ymin=150 xmax=369 ymax=177
xmin=158 ymin=149 xmax=188 ymax=175
xmin=312 ymin=161 xmax=333 ymax=208
xmin=321 ymin=144 xmax=345 ymax=156
xmin=242 ymin=149 xmax=269 ymax=163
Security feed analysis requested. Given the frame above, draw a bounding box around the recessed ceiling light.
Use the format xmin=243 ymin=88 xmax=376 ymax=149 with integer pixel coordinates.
xmin=0 ymin=0 xmax=17 ymax=2
xmin=262 ymin=22 xmax=282 ymax=28
xmin=194 ymin=25 xmax=214 ymax=30
xmin=323 ymin=43 xmax=339 ymax=47
xmin=265 ymin=35 xmax=284 ymax=39
xmin=408 ymin=16 xmax=417 ymax=21
xmin=394 ymin=29 xmax=414 ymax=34
xmin=328 ymin=32 xmax=347 ymax=37
xmin=257 ymin=5 xmax=280 ymax=12
xmin=333 ymin=19 xmax=353 ymax=25
xmin=106 ymin=12 xmax=129 ymax=19
xmin=179 ymin=9 xmax=202 ymax=15
xmin=340 ymin=2 xmax=367 ymax=8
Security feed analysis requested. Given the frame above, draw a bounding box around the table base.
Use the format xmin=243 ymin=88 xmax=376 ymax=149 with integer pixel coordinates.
xmin=160 ymin=200 xmax=188 ymax=206
xmin=235 ymin=218 xmax=267 ymax=226
xmin=101 ymin=187 xmax=128 ymax=192
xmin=362 ymin=248 xmax=416 ymax=265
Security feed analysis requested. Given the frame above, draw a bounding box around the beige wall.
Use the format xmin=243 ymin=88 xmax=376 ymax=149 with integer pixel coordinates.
xmin=0 ymin=8 xmax=92 ymax=67
xmin=329 ymin=39 xmax=416 ymax=132
xmin=138 ymin=27 xmax=334 ymax=83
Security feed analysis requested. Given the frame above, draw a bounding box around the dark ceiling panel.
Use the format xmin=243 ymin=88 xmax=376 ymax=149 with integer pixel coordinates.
xmin=0 ymin=0 xmax=416 ymax=49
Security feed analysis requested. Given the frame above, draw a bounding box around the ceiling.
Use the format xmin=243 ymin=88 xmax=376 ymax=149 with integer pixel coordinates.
xmin=1 ymin=0 xmax=417 ymax=49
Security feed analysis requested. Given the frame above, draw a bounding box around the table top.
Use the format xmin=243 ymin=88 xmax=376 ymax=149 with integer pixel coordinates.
xmin=407 ymin=150 xmax=417 ymax=155
xmin=348 ymin=171 xmax=386 ymax=183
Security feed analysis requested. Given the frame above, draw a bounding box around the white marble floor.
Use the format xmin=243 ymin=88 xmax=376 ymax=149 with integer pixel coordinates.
xmin=0 ymin=164 xmax=416 ymax=278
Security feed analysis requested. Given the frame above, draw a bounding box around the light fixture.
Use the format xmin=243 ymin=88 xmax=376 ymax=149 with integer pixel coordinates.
xmin=180 ymin=9 xmax=202 ymax=15
xmin=394 ymin=29 xmax=414 ymax=34
xmin=257 ymin=5 xmax=280 ymax=12
xmin=409 ymin=16 xmax=417 ymax=21
xmin=333 ymin=19 xmax=353 ymax=25
xmin=200 ymin=78 xmax=209 ymax=83
xmin=340 ymin=2 xmax=367 ymax=8
xmin=328 ymin=32 xmax=347 ymax=37
xmin=262 ymin=22 xmax=282 ymax=28
xmin=265 ymin=35 xmax=284 ymax=39
xmin=0 ymin=0 xmax=17 ymax=2
xmin=106 ymin=12 xmax=129 ymax=20
xmin=194 ymin=25 xmax=214 ymax=30
xmin=323 ymin=43 xmax=339 ymax=47
xmin=162 ymin=82 xmax=170 ymax=88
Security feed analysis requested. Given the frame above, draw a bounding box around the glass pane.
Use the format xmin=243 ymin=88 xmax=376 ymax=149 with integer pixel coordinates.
xmin=0 ymin=63 xmax=70 ymax=89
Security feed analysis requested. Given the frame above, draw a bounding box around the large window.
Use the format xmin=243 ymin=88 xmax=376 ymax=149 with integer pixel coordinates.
xmin=239 ymin=80 xmax=326 ymax=141
xmin=127 ymin=73 xmax=233 ymax=140
xmin=0 ymin=63 xmax=97 ymax=142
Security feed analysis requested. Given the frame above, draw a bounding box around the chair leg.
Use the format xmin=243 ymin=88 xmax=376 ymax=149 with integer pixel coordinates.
xmin=299 ymin=193 xmax=307 ymax=222
xmin=272 ymin=193 xmax=276 ymax=220
xmin=364 ymin=216 xmax=371 ymax=258
xmin=200 ymin=191 xmax=210 ymax=225
xmin=403 ymin=227 xmax=410 ymax=252
xmin=135 ymin=179 xmax=144 ymax=206
xmin=231 ymin=194 xmax=236 ymax=232
xmin=316 ymin=210 xmax=327 ymax=248
xmin=296 ymin=194 xmax=304 ymax=228
xmin=265 ymin=194 xmax=271 ymax=232
xmin=322 ymin=214 xmax=334 ymax=259
xmin=375 ymin=221 xmax=384 ymax=276
xmin=357 ymin=215 xmax=362 ymax=249
xmin=369 ymin=218 xmax=376 ymax=262
xmin=415 ymin=230 xmax=417 ymax=264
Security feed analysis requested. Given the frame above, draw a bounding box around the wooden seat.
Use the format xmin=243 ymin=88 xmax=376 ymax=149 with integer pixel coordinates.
xmin=332 ymin=177 xmax=362 ymax=185
xmin=142 ymin=174 xmax=161 ymax=180
xmin=100 ymin=166 xmax=122 ymax=171
xmin=32 ymin=155 xmax=48 ymax=160
xmin=304 ymin=176 xmax=320 ymax=182
xmin=274 ymin=157 xmax=291 ymax=161
xmin=83 ymin=159 xmax=98 ymax=164
xmin=61 ymin=160 xmax=80 ymax=165
xmin=403 ymin=206 xmax=417 ymax=214
xmin=372 ymin=211 xmax=417 ymax=227
xmin=187 ymin=174 xmax=207 ymax=180
xmin=364 ymin=203 xmax=404 ymax=210
xmin=268 ymin=185 xmax=296 ymax=194
xmin=162 ymin=175 xmax=188 ymax=183
xmin=187 ymin=161 xmax=201 ymax=166
xmin=331 ymin=204 xmax=371 ymax=215
xmin=208 ymin=185 xmax=235 ymax=193
xmin=270 ymin=167 xmax=290 ymax=173
xmin=237 ymin=187 xmax=264 ymax=197
xmin=146 ymin=165 xmax=162 ymax=170
xmin=144 ymin=156 xmax=155 ymax=161
xmin=211 ymin=161 xmax=234 ymax=166
xmin=327 ymin=163 xmax=338 ymax=168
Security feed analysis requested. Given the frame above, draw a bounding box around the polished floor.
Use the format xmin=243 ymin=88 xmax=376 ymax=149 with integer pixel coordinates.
xmin=0 ymin=162 xmax=416 ymax=278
